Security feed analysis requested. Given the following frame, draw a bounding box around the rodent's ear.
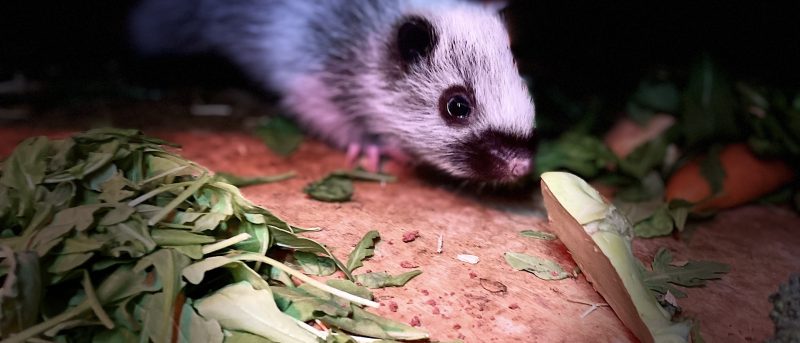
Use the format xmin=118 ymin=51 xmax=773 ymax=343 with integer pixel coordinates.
xmin=397 ymin=16 xmax=437 ymax=65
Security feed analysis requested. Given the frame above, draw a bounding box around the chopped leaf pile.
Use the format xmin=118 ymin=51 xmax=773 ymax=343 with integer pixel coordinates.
xmin=0 ymin=129 xmax=425 ymax=342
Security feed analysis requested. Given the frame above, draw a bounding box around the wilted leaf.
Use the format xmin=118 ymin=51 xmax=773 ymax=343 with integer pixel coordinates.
xmin=215 ymin=172 xmax=295 ymax=188
xmin=320 ymin=306 xmax=429 ymax=341
xmin=224 ymin=331 xmax=279 ymax=343
xmin=151 ymin=229 xmax=216 ymax=246
xmin=271 ymin=285 xmax=350 ymax=321
xmin=633 ymin=205 xmax=675 ymax=238
xmin=640 ymin=248 xmax=730 ymax=298
xmin=254 ymin=116 xmax=304 ymax=157
xmin=304 ymin=175 xmax=353 ymax=202
xmin=294 ymin=252 xmax=336 ymax=276
xmin=354 ymin=271 xmax=422 ymax=289
xmin=504 ymin=252 xmax=571 ymax=280
xmin=519 ymin=230 xmax=557 ymax=241
xmin=326 ymin=279 xmax=373 ymax=301
xmin=346 ymin=230 xmax=380 ymax=272
xmin=174 ymin=300 xmax=224 ymax=343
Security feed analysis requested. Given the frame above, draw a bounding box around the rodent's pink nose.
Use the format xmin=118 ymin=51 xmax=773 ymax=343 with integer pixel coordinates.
xmin=508 ymin=158 xmax=531 ymax=178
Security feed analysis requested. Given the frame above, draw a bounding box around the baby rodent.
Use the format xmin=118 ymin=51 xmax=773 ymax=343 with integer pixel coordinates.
xmin=129 ymin=0 xmax=536 ymax=182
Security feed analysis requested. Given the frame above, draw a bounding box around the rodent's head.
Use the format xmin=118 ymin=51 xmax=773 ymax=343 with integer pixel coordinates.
xmin=375 ymin=4 xmax=536 ymax=183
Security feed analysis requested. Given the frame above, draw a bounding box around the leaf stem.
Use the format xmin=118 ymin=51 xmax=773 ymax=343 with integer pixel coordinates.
xmin=4 ymin=302 xmax=91 ymax=343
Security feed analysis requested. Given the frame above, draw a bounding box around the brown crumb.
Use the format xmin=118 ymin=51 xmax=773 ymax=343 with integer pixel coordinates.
xmin=421 ymin=289 xmax=430 ymax=296
xmin=410 ymin=316 xmax=421 ymax=327
xmin=402 ymin=230 xmax=420 ymax=243
xmin=469 ymin=271 xmax=478 ymax=278
xmin=432 ymin=307 xmax=440 ymax=315
xmin=508 ymin=303 xmax=520 ymax=310
xmin=453 ymin=324 xmax=462 ymax=330
xmin=425 ymin=299 xmax=437 ymax=306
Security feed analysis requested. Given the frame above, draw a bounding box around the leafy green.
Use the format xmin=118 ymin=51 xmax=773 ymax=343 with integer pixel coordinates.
xmin=304 ymin=170 xmax=396 ymax=203
xmin=640 ymin=248 xmax=730 ymax=298
xmin=346 ymin=230 xmax=380 ymax=272
xmin=354 ymin=271 xmax=423 ymax=289
xmin=535 ymin=132 xmax=617 ymax=177
xmin=698 ymin=144 xmax=726 ymax=196
xmin=215 ymin=172 xmax=296 ymax=188
xmin=518 ymin=230 xmax=557 ymax=241
xmin=503 ymin=252 xmax=571 ymax=280
xmin=320 ymin=306 xmax=429 ymax=341
xmin=0 ymin=129 xmax=423 ymax=342
xmin=195 ymin=281 xmax=319 ymax=343
xmin=681 ymin=54 xmax=741 ymax=147
xmin=254 ymin=116 xmax=304 ymax=157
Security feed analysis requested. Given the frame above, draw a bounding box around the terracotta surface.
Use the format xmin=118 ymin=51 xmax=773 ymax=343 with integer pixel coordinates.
xmin=1 ymin=126 xmax=798 ymax=343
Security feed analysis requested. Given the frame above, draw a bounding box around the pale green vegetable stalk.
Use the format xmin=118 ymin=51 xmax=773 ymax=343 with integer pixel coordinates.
xmin=541 ymin=172 xmax=691 ymax=343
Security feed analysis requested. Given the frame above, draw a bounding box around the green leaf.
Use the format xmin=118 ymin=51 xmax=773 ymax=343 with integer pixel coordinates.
xmin=681 ymin=54 xmax=741 ymax=146
xmin=98 ymin=171 xmax=136 ymax=203
xmin=270 ymin=228 xmax=351 ymax=280
xmin=633 ymin=205 xmax=675 ymax=238
xmin=346 ymin=230 xmax=380 ymax=272
xmin=97 ymin=204 xmax=136 ymax=226
xmin=519 ymin=230 xmax=557 ymax=241
xmin=503 ymin=252 xmax=571 ymax=280
xmin=254 ymin=116 xmax=304 ymax=157
xmin=640 ymin=248 xmax=730 ymax=298
xmin=152 ymin=229 xmax=216 ymax=246
xmin=60 ymin=237 xmax=105 ymax=254
xmin=174 ymin=300 xmax=225 ymax=343
xmin=48 ymin=253 xmax=94 ymax=274
xmin=215 ymin=172 xmax=296 ymax=188
xmin=234 ymin=220 xmax=271 ymax=254
xmin=271 ymin=285 xmax=350 ymax=322
xmin=699 ymin=144 xmax=726 ymax=196
xmin=134 ymin=248 xmax=191 ymax=341
xmin=332 ymin=169 xmax=397 ymax=183
xmin=304 ymin=175 xmax=353 ymax=202
xmin=618 ymin=137 xmax=668 ymax=179
xmin=294 ymin=252 xmax=337 ymax=276
xmin=354 ymin=271 xmax=422 ymax=289
xmin=96 ymin=264 xmax=159 ymax=304
xmin=320 ymin=306 xmax=429 ymax=341
xmin=626 ymin=74 xmax=681 ymax=123
xmin=0 ymin=249 xmax=42 ymax=334
xmin=194 ymin=281 xmax=319 ymax=343
xmin=0 ymin=136 xmax=49 ymax=192
xmin=326 ymin=279 xmax=373 ymax=301
xmin=535 ymin=132 xmax=617 ymax=177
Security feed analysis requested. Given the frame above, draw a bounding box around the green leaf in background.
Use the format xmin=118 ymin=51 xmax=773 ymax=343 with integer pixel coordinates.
xmin=519 ymin=230 xmax=557 ymax=241
xmin=618 ymin=137 xmax=669 ymax=179
xmin=681 ymin=54 xmax=741 ymax=147
xmin=304 ymin=175 xmax=353 ymax=202
xmin=255 ymin=116 xmax=304 ymax=157
xmin=294 ymin=252 xmax=337 ymax=276
xmin=346 ymin=230 xmax=380 ymax=272
xmin=633 ymin=205 xmax=675 ymax=238
xmin=354 ymin=271 xmax=422 ymax=289
xmin=215 ymin=172 xmax=296 ymax=188
xmin=535 ymin=132 xmax=617 ymax=178
xmin=640 ymin=248 xmax=730 ymax=298
xmin=195 ymin=281 xmax=319 ymax=343
xmin=626 ymin=71 xmax=681 ymax=123
xmin=699 ymin=144 xmax=726 ymax=196
xmin=503 ymin=252 xmax=571 ymax=280
xmin=174 ymin=300 xmax=225 ymax=343
xmin=320 ymin=306 xmax=429 ymax=341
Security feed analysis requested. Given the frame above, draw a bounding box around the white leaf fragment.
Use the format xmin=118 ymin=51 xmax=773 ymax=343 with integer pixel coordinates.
xmin=456 ymin=254 xmax=479 ymax=264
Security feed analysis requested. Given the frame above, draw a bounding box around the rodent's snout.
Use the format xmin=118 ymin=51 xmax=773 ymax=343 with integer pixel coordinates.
xmin=449 ymin=129 xmax=537 ymax=182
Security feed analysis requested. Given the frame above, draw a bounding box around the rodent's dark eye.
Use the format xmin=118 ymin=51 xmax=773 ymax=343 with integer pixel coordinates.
xmin=439 ymin=86 xmax=474 ymax=125
xmin=447 ymin=95 xmax=471 ymax=119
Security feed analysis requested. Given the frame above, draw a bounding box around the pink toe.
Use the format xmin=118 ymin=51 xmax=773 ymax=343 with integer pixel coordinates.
xmin=346 ymin=143 xmax=361 ymax=167
xmin=365 ymin=145 xmax=381 ymax=173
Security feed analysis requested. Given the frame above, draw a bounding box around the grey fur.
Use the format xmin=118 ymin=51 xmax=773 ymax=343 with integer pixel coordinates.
xmin=129 ymin=0 xmax=536 ymax=180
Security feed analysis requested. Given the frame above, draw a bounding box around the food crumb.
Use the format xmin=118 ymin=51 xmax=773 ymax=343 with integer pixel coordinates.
xmin=410 ymin=316 xmax=421 ymax=327
xmin=469 ymin=271 xmax=478 ymax=278
xmin=400 ymin=261 xmax=417 ymax=268
xmin=421 ymin=289 xmax=430 ymax=296
xmin=402 ymin=230 xmax=420 ymax=243
xmin=426 ymin=299 xmax=437 ymax=306
xmin=432 ymin=307 xmax=440 ymax=315
xmin=453 ymin=324 xmax=462 ymax=330
xmin=388 ymin=301 xmax=399 ymax=312
xmin=508 ymin=303 xmax=520 ymax=310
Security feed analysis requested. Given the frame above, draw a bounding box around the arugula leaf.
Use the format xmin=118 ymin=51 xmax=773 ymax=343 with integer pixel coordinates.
xmin=254 ymin=116 xmax=304 ymax=157
xmin=504 ymin=252 xmax=571 ymax=280
xmin=215 ymin=172 xmax=296 ymax=188
xmin=320 ymin=306 xmax=429 ymax=341
xmin=294 ymin=252 xmax=337 ymax=276
xmin=195 ymin=281 xmax=319 ymax=343
xmin=535 ymin=132 xmax=617 ymax=178
xmin=519 ymin=230 xmax=557 ymax=241
xmin=354 ymin=271 xmax=422 ymax=289
xmin=640 ymin=248 xmax=730 ymax=298
xmin=304 ymin=175 xmax=353 ymax=202
xmin=346 ymin=230 xmax=380 ymax=272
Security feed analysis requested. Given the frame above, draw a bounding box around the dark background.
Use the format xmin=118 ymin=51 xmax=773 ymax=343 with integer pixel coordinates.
xmin=1 ymin=1 xmax=799 ymax=128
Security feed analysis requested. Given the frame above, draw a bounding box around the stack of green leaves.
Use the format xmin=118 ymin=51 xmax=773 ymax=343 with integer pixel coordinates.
xmin=0 ymin=129 xmax=425 ymax=343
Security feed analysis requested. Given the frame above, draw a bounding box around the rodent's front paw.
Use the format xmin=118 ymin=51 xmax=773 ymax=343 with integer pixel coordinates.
xmin=345 ymin=143 xmax=410 ymax=173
